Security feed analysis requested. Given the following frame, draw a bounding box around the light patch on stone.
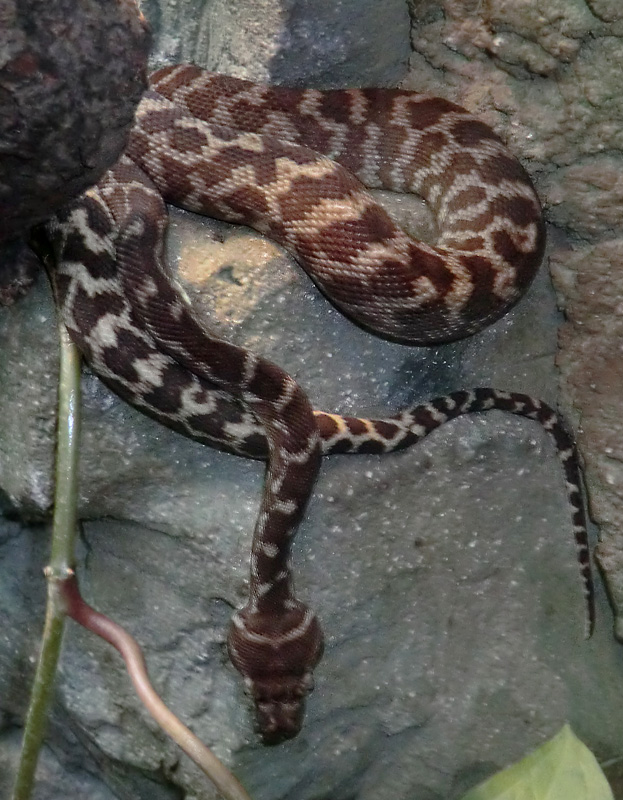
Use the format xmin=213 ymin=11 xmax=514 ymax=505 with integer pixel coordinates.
xmin=176 ymin=229 xmax=283 ymax=314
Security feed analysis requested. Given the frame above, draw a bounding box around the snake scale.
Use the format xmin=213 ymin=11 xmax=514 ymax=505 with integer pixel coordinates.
xmin=42 ymin=64 xmax=593 ymax=743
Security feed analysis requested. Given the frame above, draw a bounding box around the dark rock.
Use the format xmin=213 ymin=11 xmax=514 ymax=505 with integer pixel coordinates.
xmin=0 ymin=0 xmax=150 ymax=242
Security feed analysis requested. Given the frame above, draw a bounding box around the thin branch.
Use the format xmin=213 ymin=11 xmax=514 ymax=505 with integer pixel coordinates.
xmin=12 ymin=320 xmax=252 ymax=800
xmin=59 ymin=574 xmax=252 ymax=800
xmin=11 ymin=322 xmax=82 ymax=800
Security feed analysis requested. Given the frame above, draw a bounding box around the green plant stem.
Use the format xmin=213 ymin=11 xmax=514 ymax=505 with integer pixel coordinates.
xmin=11 ymin=322 xmax=82 ymax=800
xmin=11 ymin=316 xmax=250 ymax=799
xmin=48 ymin=323 xmax=82 ymax=570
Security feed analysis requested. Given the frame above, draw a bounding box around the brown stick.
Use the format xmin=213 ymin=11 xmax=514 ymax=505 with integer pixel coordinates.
xmin=59 ymin=573 xmax=252 ymax=800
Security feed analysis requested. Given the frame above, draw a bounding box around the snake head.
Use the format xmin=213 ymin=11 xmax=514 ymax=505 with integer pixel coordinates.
xmin=227 ymin=602 xmax=324 ymax=744
xmin=246 ymin=671 xmax=316 ymax=744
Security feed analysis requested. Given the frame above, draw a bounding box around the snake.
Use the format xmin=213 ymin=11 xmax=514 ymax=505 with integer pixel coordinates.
xmin=40 ymin=64 xmax=594 ymax=744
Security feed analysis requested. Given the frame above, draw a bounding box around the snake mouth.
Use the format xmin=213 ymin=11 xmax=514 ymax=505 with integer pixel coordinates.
xmin=248 ymin=669 xmax=316 ymax=744
xmin=254 ymin=695 xmax=308 ymax=745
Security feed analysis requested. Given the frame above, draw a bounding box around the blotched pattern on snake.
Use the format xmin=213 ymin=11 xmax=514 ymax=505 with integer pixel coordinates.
xmin=43 ymin=64 xmax=593 ymax=743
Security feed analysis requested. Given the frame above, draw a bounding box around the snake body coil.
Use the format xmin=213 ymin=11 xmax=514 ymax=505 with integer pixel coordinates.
xmin=44 ymin=65 xmax=591 ymax=743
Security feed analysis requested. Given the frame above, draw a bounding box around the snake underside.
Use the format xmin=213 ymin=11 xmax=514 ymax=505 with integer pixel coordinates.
xmin=43 ymin=64 xmax=593 ymax=743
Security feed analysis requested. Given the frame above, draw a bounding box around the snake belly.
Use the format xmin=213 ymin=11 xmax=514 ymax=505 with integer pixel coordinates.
xmin=43 ymin=65 xmax=592 ymax=744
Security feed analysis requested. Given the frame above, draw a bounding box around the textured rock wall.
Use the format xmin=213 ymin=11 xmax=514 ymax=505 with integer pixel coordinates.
xmin=1 ymin=1 xmax=623 ymax=799
xmin=143 ymin=0 xmax=410 ymax=86
xmin=0 ymin=0 xmax=149 ymax=306
xmin=0 ymin=0 xmax=150 ymax=241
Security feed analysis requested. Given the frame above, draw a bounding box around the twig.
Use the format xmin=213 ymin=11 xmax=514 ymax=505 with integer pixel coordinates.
xmin=11 ymin=322 xmax=82 ymax=800
xmin=59 ymin=575 xmax=252 ymax=800
xmin=11 ymin=320 xmax=252 ymax=800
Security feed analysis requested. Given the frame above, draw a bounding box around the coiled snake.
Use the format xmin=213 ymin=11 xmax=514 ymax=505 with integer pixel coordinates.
xmin=43 ymin=65 xmax=593 ymax=743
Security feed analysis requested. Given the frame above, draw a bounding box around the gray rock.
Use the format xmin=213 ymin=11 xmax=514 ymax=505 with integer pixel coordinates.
xmin=1 ymin=212 xmax=619 ymax=800
xmin=145 ymin=0 xmax=410 ymax=87
xmin=0 ymin=729 xmax=119 ymax=800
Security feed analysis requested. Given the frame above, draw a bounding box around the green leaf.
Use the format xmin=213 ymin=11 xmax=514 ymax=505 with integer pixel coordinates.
xmin=460 ymin=725 xmax=613 ymax=800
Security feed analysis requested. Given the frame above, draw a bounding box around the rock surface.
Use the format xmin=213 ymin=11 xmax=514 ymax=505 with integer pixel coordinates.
xmin=0 ymin=0 xmax=149 ymax=308
xmin=1 ymin=1 xmax=623 ymax=800
xmin=144 ymin=0 xmax=410 ymax=86
xmin=0 ymin=0 xmax=150 ymax=242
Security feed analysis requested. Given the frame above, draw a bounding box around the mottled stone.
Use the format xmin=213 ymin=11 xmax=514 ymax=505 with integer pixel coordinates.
xmin=145 ymin=0 xmax=410 ymax=87
xmin=0 ymin=0 xmax=150 ymax=242
xmin=0 ymin=209 xmax=620 ymax=800
xmin=0 ymin=730 xmax=119 ymax=800
xmin=550 ymin=241 xmax=623 ymax=640
xmin=408 ymin=0 xmax=623 ymax=655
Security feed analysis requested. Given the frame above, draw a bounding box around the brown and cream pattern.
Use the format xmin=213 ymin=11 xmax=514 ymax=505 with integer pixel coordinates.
xmin=43 ymin=65 xmax=592 ymax=744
